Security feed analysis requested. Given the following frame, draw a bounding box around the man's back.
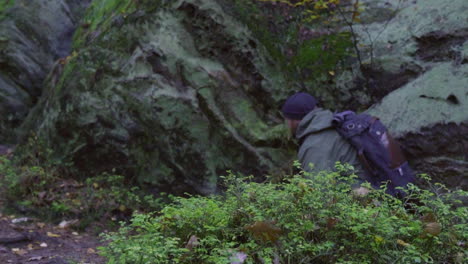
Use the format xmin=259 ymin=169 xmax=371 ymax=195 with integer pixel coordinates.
xmin=296 ymin=107 xmax=363 ymax=175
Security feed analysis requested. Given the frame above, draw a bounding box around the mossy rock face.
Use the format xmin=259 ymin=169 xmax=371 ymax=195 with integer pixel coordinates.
xmin=338 ymin=0 xmax=468 ymax=188
xmin=367 ymin=64 xmax=468 ymax=189
xmin=21 ymin=0 xmax=290 ymax=194
xmin=0 ymin=0 xmax=91 ymax=142
xmin=336 ymin=0 xmax=467 ymax=108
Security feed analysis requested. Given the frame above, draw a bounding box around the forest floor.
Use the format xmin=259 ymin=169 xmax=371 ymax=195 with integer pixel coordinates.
xmin=0 ymin=208 xmax=106 ymax=264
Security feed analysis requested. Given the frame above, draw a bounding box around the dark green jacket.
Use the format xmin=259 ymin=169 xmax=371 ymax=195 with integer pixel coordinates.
xmin=296 ymin=108 xmax=363 ymax=176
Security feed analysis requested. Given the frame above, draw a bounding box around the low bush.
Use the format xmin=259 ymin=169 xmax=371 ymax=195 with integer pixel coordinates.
xmin=0 ymin=156 xmax=163 ymax=227
xmin=100 ymin=164 xmax=467 ymax=263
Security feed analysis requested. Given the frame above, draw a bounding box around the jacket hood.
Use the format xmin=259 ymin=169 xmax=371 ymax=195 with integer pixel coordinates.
xmin=296 ymin=108 xmax=334 ymax=141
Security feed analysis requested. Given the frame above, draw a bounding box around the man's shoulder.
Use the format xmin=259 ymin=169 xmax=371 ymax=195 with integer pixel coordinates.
xmin=299 ymin=127 xmax=341 ymax=148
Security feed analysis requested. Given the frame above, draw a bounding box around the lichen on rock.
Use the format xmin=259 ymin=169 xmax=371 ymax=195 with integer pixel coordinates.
xmin=20 ymin=0 xmax=290 ymax=194
xmin=0 ymin=0 xmax=91 ymax=142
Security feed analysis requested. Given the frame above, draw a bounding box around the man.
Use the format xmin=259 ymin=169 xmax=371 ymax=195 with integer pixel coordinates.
xmin=281 ymin=92 xmax=364 ymax=179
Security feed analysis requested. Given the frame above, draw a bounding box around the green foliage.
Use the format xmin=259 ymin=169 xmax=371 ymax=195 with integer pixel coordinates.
xmin=72 ymin=0 xmax=166 ymax=49
xmin=73 ymin=0 xmax=137 ymax=49
xmin=0 ymin=136 xmax=164 ymax=225
xmin=230 ymin=0 xmax=356 ymax=99
xmin=100 ymin=166 xmax=467 ymax=263
xmin=0 ymin=0 xmax=14 ymax=21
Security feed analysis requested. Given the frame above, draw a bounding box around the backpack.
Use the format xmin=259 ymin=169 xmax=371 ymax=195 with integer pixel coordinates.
xmin=332 ymin=111 xmax=416 ymax=196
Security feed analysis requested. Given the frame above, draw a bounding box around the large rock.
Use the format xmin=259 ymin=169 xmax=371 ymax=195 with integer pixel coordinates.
xmin=21 ymin=0 xmax=290 ymax=194
xmin=335 ymin=0 xmax=467 ymax=107
xmin=0 ymin=0 xmax=91 ymax=141
xmin=356 ymin=0 xmax=468 ymax=188
xmin=367 ymin=63 xmax=468 ymax=188
xmin=17 ymin=0 xmax=467 ymax=192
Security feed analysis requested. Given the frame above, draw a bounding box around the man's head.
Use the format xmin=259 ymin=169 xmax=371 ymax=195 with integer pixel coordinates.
xmin=281 ymin=92 xmax=317 ymax=134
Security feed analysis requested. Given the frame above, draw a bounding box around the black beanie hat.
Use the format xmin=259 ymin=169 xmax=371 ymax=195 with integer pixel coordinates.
xmin=281 ymin=92 xmax=317 ymax=120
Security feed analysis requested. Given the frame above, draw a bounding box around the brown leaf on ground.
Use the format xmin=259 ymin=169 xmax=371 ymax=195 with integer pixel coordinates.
xmin=245 ymin=221 xmax=283 ymax=243
xmin=420 ymin=212 xmax=437 ymax=223
xmin=47 ymin=232 xmax=61 ymax=238
xmin=58 ymin=219 xmax=79 ymax=229
xmin=12 ymin=248 xmax=28 ymax=255
xmin=424 ymin=222 xmax=442 ymax=236
xmin=185 ymin=235 xmax=199 ymax=250
xmin=327 ymin=217 xmax=338 ymax=229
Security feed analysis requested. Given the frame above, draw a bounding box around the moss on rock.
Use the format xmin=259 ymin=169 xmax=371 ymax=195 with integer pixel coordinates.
xmin=20 ymin=0 xmax=291 ymax=194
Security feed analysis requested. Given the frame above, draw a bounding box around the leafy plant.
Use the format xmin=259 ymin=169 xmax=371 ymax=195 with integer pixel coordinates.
xmin=0 ymin=135 xmax=164 ymax=225
xmin=100 ymin=165 xmax=467 ymax=263
xmin=0 ymin=0 xmax=14 ymax=21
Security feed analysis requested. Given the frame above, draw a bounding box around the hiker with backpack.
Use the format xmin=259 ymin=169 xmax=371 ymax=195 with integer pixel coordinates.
xmin=281 ymin=92 xmax=416 ymax=196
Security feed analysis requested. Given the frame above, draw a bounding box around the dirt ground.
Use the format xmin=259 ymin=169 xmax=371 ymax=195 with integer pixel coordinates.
xmin=0 ymin=213 xmax=106 ymax=264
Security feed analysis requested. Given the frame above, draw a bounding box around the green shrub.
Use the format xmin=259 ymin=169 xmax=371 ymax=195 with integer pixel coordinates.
xmin=0 ymin=136 xmax=164 ymax=224
xmin=0 ymin=0 xmax=15 ymax=21
xmin=100 ymin=165 xmax=467 ymax=263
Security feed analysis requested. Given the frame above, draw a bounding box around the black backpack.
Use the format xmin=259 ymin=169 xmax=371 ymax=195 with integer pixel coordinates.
xmin=332 ymin=111 xmax=416 ymax=196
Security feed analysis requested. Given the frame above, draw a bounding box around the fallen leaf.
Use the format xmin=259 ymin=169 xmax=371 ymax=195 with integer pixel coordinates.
xmin=38 ymin=191 xmax=47 ymax=200
xmin=47 ymin=232 xmax=61 ymax=238
xmin=327 ymin=217 xmax=338 ymax=229
xmin=12 ymin=248 xmax=27 ymax=255
xmin=27 ymin=256 xmax=44 ymax=262
xmin=11 ymin=217 xmax=30 ymax=224
xmin=353 ymin=187 xmax=370 ymax=197
xmin=185 ymin=235 xmax=199 ymax=250
xmin=87 ymin=248 xmax=96 ymax=254
xmin=245 ymin=221 xmax=282 ymax=243
xmin=424 ymin=222 xmax=442 ymax=236
xmin=420 ymin=213 xmax=437 ymax=223
xmin=230 ymin=251 xmax=248 ymax=264
xmin=37 ymin=222 xmax=46 ymax=229
xmin=58 ymin=219 xmax=78 ymax=229
xmin=397 ymin=239 xmax=410 ymax=247
xmin=27 ymin=244 xmax=34 ymax=250
xmin=40 ymin=243 xmax=48 ymax=248
xmin=328 ymin=71 xmax=335 ymax=76
xmin=72 ymin=232 xmax=79 ymax=236
xmin=93 ymin=183 xmax=99 ymax=189
xmin=119 ymin=205 xmax=126 ymax=212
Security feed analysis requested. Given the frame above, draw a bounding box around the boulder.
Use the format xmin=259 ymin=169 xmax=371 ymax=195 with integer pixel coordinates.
xmin=17 ymin=0 xmax=468 ymax=191
xmin=356 ymin=0 xmax=468 ymax=188
xmin=20 ymin=0 xmax=290 ymax=194
xmin=367 ymin=63 xmax=468 ymax=188
xmin=0 ymin=0 xmax=91 ymax=141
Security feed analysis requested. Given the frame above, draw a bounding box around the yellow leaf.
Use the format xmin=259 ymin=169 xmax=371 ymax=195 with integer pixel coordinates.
xmin=119 ymin=205 xmax=126 ymax=212
xmin=47 ymin=232 xmax=61 ymax=238
xmin=374 ymin=235 xmax=384 ymax=244
xmin=245 ymin=221 xmax=283 ymax=243
xmin=93 ymin=183 xmax=99 ymax=189
xmin=328 ymin=71 xmax=335 ymax=76
xmin=12 ymin=248 xmax=28 ymax=255
xmin=397 ymin=239 xmax=410 ymax=247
